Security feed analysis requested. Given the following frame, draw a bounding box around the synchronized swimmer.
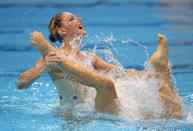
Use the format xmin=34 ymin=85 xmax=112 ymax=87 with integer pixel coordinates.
xmin=17 ymin=12 xmax=183 ymax=119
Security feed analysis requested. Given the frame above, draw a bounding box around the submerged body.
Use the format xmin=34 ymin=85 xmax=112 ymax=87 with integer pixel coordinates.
xmin=17 ymin=12 xmax=182 ymax=119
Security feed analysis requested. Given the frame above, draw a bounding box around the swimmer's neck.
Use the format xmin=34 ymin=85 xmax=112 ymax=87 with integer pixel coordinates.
xmin=61 ymin=35 xmax=80 ymax=54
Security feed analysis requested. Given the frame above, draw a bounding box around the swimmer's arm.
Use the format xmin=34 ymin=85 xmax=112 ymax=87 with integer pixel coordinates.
xmin=93 ymin=55 xmax=113 ymax=71
xmin=16 ymin=57 xmax=46 ymax=89
xmin=58 ymin=58 xmax=117 ymax=99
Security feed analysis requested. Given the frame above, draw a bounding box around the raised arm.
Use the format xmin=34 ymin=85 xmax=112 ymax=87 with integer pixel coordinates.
xmin=16 ymin=57 xmax=47 ymax=89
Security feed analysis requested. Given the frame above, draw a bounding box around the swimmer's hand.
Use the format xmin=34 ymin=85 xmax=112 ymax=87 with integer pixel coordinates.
xmin=45 ymin=51 xmax=62 ymax=69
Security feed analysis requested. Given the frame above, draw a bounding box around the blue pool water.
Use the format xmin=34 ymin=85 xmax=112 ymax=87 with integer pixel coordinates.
xmin=0 ymin=0 xmax=193 ymax=130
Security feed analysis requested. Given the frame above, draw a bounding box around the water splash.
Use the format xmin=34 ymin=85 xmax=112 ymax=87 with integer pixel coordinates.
xmin=52 ymin=34 xmax=168 ymax=121
xmin=22 ymin=7 xmax=42 ymax=33
xmin=121 ymin=38 xmax=149 ymax=66
xmin=186 ymin=112 xmax=193 ymax=123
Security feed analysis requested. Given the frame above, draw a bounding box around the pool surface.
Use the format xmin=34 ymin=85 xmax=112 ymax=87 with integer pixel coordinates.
xmin=0 ymin=0 xmax=193 ymax=130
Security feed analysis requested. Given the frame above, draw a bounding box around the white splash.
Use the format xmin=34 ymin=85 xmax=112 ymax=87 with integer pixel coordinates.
xmin=186 ymin=112 xmax=193 ymax=123
xmin=54 ymin=34 xmax=166 ymax=120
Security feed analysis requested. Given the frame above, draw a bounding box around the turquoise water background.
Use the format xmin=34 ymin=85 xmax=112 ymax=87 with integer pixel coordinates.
xmin=0 ymin=0 xmax=193 ymax=130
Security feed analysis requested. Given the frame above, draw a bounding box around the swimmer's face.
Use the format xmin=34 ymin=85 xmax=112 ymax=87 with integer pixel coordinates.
xmin=59 ymin=13 xmax=87 ymax=38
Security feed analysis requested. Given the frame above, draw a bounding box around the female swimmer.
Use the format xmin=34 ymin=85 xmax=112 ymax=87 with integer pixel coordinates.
xmin=17 ymin=12 xmax=182 ymax=118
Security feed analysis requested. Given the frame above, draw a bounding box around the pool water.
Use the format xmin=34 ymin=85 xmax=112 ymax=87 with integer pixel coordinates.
xmin=0 ymin=0 xmax=193 ymax=130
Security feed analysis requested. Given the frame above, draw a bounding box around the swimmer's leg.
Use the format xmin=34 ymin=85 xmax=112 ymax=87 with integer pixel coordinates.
xmin=127 ymin=34 xmax=168 ymax=78
xmin=148 ymin=34 xmax=183 ymax=118
xmin=31 ymin=31 xmax=56 ymax=56
xmin=148 ymin=33 xmax=168 ymax=72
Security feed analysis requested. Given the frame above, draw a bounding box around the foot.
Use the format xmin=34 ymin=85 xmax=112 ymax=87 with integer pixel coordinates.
xmin=148 ymin=34 xmax=183 ymax=118
xmin=148 ymin=33 xmax=168 ymax=73
xmin=31 ymin=31 xmax=55 ymax=56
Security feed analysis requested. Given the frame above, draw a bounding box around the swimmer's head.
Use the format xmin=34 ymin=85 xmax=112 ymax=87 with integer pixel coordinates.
xmin=48 ymin=12 xmax=87 ymax=43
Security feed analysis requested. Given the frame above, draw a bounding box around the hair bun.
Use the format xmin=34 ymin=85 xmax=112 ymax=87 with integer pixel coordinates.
xmin=49 ymin=34 xmax=57 ymax=42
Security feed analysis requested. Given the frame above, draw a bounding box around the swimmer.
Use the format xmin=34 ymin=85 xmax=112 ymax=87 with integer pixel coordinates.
xmin=17 ymin=12 xmax=182 ymax=118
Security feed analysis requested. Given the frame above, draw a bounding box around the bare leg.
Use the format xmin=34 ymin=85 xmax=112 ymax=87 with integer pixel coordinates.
xmin=148 ymin=34 xmax=183 ymax=118
xmin=30 ymin=31 xmax=182 ymax=118
xmin=31 ymin=31 xmax=56 ymax=56
xmin=30 ymin=31 xmax=119 ymax=114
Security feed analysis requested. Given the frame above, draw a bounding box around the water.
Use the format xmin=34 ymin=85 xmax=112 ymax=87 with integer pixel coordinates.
xmin=1 ymin=0 xmax=193 ymax=130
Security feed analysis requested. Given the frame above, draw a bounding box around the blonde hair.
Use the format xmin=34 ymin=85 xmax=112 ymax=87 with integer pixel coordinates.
xmin=48 ymin=13 xmax=63 ymax=42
